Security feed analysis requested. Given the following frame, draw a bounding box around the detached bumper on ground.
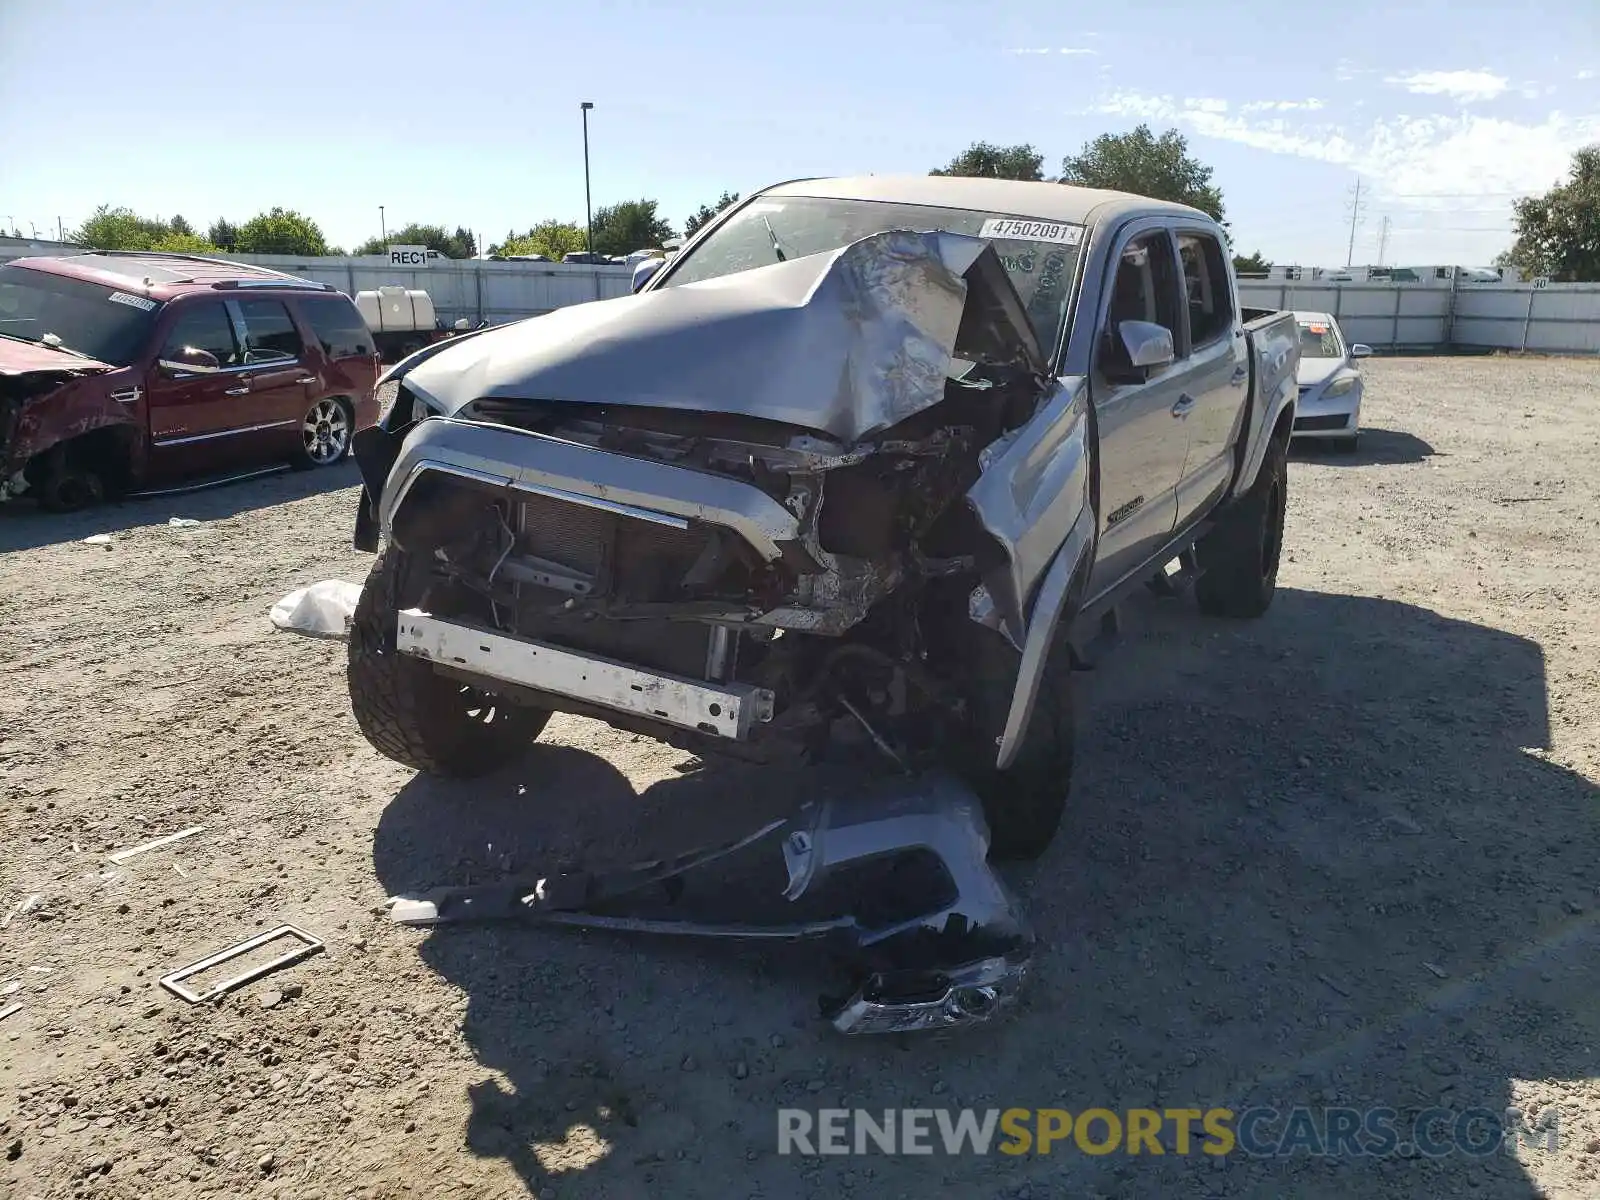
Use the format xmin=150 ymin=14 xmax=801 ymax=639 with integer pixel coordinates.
xmin=387 ymin=770 xmax=1035 ymax=1036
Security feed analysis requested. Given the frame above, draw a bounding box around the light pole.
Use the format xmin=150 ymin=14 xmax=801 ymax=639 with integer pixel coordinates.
xmin=580 ymin=102 xmax=595 ymax=256
xmin=379 ymin=205 xmax=387 ymax=247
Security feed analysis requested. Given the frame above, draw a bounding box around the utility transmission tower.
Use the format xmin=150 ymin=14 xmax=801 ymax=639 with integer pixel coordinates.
xmin=1376 ymin=215 xmax=1391 ymax=267
xmin=1344 ymin=178 xmax=1366 ymax=267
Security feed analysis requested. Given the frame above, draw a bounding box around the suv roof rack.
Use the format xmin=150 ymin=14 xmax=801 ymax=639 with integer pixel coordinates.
xmin=73 ymin=249 xmax=318 ymax=287
xmin=212 ymin=278 xmax=336 ymax=291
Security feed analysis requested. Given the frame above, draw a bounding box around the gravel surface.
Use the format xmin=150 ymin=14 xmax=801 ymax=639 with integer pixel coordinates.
xmin=2 ymin=357 xmax=1598 ymax=1199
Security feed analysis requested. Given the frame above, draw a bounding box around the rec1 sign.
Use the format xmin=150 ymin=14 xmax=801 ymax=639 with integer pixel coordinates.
xmin=387 ymin=245 xmax=433 ymax=267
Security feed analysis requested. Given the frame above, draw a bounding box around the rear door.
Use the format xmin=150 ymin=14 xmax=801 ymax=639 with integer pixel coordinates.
xmin=1172 ymin=228 xmax=1250 ymax=526
xmin=228 ymin=296 xmax=317 ymax=460
xmin=1085 ymin=222 xmax=1191 ymax=598
xmin=145 ymin=300 xmax=252 ymax=472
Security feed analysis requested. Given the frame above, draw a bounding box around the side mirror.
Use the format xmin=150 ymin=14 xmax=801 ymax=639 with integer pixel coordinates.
xmin=158 ymin=347 xmax=221 ymax=375
xmin=1120 ymin=320 xmax=1175 ymax=369
xmin=1350 ymin=344 xmax=1373 ymax=359
xmin=1101 ymin=320 xmax=1174 ymax=385
xmin=632 ymin=259 xmax=663 ymax=293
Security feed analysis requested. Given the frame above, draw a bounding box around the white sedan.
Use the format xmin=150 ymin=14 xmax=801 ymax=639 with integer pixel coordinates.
xmin=1291 ymin=312 xmax=1371 ymax=452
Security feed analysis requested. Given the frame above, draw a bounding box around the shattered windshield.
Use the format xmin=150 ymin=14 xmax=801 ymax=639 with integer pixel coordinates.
xmin=657 ymin=195 xmax=1084 ymax=359
xmin=0 ymin=265 xmax=164 ymax=367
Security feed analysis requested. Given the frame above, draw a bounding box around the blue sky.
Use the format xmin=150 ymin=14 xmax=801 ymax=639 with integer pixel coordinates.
xmin=2 ymin=0 xmax=1595 ymax=268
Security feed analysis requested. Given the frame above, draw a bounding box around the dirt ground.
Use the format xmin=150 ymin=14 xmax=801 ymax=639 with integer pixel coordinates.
xmin=2 ymin=356 xmax=1598 ymax=1200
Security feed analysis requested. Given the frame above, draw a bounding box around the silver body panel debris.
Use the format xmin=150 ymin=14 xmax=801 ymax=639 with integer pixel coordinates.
xmin=387 ymin=771 xmax=1031 ymax=1036
xmin=159 ymin=924 xmax=325 ymax=1005
xmin=108 ymin=825 xmax=205 ymax=865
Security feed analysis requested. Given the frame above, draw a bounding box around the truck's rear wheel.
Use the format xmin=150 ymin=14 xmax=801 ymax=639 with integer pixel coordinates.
xmin=1194 ymin=431 xmax=1288 ymax=618
xmin=947 ymin=624 xmax=1076 ymax=862
xmin=347 ymin=548 xmax=549 ymax=776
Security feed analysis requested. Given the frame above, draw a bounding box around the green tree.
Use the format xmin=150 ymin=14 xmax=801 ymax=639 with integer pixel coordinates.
xmin=168 ymin=215 xmax=194 ymax=237
xmin=931 ymin=142 xmax=1046 ymax=181
xmin=1500 ymin=144 xmax=1600 ymax=281
xmin=149 ymin=232 xmax=219 ymax=254
xmin=684 ymin=191 xmax=740 ymax=238
xmin=1060 ymin=125 xmax=1226 ymax=225
xmin=207 ymin=219 xmax=239 ymax=251
xmin=1232 ymin=250 xmax=1271 ymax=275
xmin=233 ymin=207 xmax=329 ymax=256
xmin=589 ymin=200 xmax=676 ymax=257
xmin=72 ymin=205 xmax=170 ymax=250
xmin=489 ymin=220 xmax=588 ymax=259
xmin=354 ymin=222 xmax=476 ymax=258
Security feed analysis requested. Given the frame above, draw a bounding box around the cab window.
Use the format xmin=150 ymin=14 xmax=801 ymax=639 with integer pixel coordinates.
xmin=1097 ymin=230 xmax=1181 ymax=380
xmin=1177 ymin=232 xmax=1234 ymax=348
xmin=234 ymin=299 xmax=302 ymax=363
xmin=160 ymin=302 xmax=240 ymax=366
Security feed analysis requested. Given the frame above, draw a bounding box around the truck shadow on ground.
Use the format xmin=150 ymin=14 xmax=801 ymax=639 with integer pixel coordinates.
xmin=0 ymin=459 xmax=359 ymax=554
xmin=371 ymin=585 xmax=1597 ymax=1200
xmin=1291 ymin=427 xmax=1436 ymax=466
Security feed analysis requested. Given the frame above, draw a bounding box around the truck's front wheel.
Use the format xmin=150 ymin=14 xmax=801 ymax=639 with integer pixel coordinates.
xmin=947 ymin=624 xmax=1076 ymax=862
xmin=347 ymin=549 xmax=549 ymax=776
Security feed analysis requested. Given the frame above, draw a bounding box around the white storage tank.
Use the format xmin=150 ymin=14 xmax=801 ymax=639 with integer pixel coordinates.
xmin=355 ymin=286 xmax=436 ymax=333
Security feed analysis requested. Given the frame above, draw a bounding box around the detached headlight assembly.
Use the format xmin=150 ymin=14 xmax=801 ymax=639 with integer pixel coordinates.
xmin=1323 ymin=376 xmax=1357 ymax=399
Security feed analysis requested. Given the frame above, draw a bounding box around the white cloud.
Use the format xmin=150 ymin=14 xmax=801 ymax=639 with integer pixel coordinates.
xmin=1578 ymin=69 xmax=1597 ymax=81
xmin=1184 ymin=97 xmax=1229 ymax=114
xmin=1385 ymin=69 xmax=1509 ymax=103
xmin=1087 ymin=90 xmax=1600 ymax=205
xmin=1007 ymin=45 xmax=1098 ymax=55
xmin=1241 ymin=98 xmax=1326 ymax=113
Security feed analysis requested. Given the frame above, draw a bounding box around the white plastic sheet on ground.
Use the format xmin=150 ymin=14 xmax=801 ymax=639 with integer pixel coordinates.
xmin=269 ymin=580 xmax=363 ymax=640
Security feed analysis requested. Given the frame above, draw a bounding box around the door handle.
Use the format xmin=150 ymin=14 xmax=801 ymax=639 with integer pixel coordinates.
xmin=1171 ymin=394 xmax=1196 ymax=417
xmin=223 ymin=386 xmax=250 ymax=396
xmin=294 ymin=376 xmax=318 ymax=386
xmin=109 ymin=386 xmax=143 ymax=404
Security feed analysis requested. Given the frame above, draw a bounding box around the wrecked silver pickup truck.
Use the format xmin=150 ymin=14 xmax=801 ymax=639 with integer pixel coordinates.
xmin=347 ymin=176 xmax=1301 ymax=862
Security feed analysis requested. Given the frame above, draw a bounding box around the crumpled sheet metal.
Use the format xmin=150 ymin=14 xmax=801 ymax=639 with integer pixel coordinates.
xmin=402 ymin=230 xmax=1021 ymax=445
xmin=388 ymin=770 xmax=1033 ymax=1036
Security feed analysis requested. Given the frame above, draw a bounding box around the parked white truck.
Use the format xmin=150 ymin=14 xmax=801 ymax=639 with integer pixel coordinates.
xmin=343 ymin=175 xmax=1301 ymax=863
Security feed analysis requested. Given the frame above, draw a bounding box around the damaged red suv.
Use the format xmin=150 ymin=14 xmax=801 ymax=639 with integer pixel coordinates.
xmin=0 ymin=251 xmax=381 ymax=510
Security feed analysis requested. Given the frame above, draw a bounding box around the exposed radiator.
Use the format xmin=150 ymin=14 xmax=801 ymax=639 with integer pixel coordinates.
xmin=517 ymin=493 xmax=710 ymax=601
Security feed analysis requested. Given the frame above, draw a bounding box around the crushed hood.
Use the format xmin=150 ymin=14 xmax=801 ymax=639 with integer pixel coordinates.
xmin=0 ymin=339 xmax=114 ymax=377
xmin=401 ymin=230 xmax=1048 ymax=444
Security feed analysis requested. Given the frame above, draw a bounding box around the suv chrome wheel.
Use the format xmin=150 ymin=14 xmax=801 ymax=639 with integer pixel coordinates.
xmin=302 ymin=399 xmax=351 ymax=465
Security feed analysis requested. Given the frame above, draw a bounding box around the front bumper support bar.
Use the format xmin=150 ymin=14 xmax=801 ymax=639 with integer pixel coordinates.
xmin=396 ymin=609 xmax=775 ymax=740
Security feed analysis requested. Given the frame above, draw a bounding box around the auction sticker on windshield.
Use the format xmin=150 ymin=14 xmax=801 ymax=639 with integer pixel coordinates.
xmin=979 ymin=219 xmax=1083 ymax=245
xmin=108 ymin=291 xmax=157 ymax=311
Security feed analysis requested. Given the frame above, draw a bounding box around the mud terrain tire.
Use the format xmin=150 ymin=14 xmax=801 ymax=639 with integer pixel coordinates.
xmin=950 ymin=624 xmax=1076 ymax=862
xmin=1194 ymin=430 xmax=1288 ymax=619
xmin=347 ymin=548 xmax=549 ymax=775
